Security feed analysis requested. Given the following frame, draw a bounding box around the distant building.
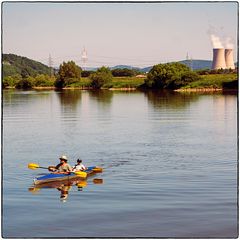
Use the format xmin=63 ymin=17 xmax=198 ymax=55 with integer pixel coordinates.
xmin=136 ymin=74 xmax=146 ymax=78
xmin=212 ymin=48 xmax=235 ymax=70
xmin=3 ymin=61 xmax=11 ymax=65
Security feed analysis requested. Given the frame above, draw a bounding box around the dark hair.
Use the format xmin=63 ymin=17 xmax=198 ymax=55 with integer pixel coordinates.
xmin=60 ymin=158 xmax=67 ymax=162
xmin=77 ymin=159 xmax=82 ymax=163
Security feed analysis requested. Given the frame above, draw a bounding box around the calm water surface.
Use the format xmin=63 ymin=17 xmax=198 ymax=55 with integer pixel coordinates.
xmin=3 ymin=89 xmax=238 ymax=238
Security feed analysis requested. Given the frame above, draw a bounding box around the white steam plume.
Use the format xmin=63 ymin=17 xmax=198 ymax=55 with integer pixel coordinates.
xmin=225 ymin=37 xmax=234 ymax=49
xmin=210 ymin=34 xmax=224 ymax=49
xmin=208 ymin=25 xmax=234 ymax=49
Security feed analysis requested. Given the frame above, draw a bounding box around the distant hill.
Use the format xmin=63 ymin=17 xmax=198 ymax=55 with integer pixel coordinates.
xmin=108 ymin=60 xmax=213 ymax=73
xmin=2 ymin=54 xmax=214 ymax=78
xmin=84 ymin=65 xmax=142 ymax=72
xmin=140 ymin=66 xmax=152 ymax=72
xmin=2 ymin=54 xmax=51 ymax=77
xmin=140 ymin=60 xmax=212 ymax=73
xmin=110 ymin=65 xmax=141 ymax=71
xmin=179 ymin=60 xmax=212 ymax=70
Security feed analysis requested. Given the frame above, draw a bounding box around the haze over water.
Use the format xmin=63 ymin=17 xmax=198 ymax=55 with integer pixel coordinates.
xmin=3 ymin=89 xmax=238 ymax=238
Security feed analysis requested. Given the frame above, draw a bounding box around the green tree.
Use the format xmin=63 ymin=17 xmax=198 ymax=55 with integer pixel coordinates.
xmin=111 ymin=68 xmax=140 ymax=77
xmin=34 ymin=74 xmax=55 ymax=87
xmin=81 ymin=70 xmax=95 ymax=77
xmin=145 ymin=62 xmax=200 ymax=89
xmin=90 ymin=66 xmax=113 ymax=89
xmin=55 ymin=61 xmax=82 ymax=88
xmin=3 ymin=64 xmax=21 ymax=78
xmin=15 ymin=76 xmax=35 ymax=89
xmin=3 ymin=74 xmax=22 ymax=88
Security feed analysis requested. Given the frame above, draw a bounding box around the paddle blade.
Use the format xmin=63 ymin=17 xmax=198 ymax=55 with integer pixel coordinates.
xmin=28 ymin=187 xmax=40 ymax=193
xmin=74 ymin=171 xmax=87 ymax=178
xmin=77 ymin=180 xmax=88 ymax=188
xmin=92 ymin=167 xmax=103 ymax=173
xmin=93 ymin=178 xmax=103 ymax=184
xmin=28 ymin=163 xmax=40 ymax=170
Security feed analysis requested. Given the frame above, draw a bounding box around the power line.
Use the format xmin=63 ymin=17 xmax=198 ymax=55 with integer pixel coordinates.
xmin=48 ymin=54 xmax=54 ymax=76
xmin=81 ymin=47 xmax=88 ymax=70
xmin=38 ymin=52 xmax=175 ymax=69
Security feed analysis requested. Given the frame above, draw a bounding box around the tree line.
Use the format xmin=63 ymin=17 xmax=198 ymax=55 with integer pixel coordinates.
xmin=3 ymin=59 xmax=219 ymax=90
xmin=3 ymin=59 xmax=145 ymax=89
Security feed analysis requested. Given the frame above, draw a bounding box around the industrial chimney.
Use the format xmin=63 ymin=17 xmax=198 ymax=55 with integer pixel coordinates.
xmin=225 ymin=49 xmax=235 ymax=69
xmin=212 ymin=48 xmax=226 ymax=70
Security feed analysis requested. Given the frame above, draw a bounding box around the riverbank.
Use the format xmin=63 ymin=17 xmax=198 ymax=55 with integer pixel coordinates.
xmin=3 ymin=73 xmax=238 ymax=92
xmin=175 ymin=87 xmax=223 ymax=92
xmin=50 ymin=73 xmax=239 ymax=92
xmin=180 ymin=73 xmax=237 ymax=89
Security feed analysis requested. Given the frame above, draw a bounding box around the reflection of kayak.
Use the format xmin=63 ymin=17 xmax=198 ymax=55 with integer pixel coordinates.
xmin=33 ymin=166 xmax=97 ymax=185
xmin=31 ymin=178 xmax=87 ymax=189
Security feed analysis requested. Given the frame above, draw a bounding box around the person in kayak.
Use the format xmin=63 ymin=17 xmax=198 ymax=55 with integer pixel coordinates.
xmin=49 ymin=155 xmax=72 ymax=174
xmin=72 ymin=159 xmax=86 ymax=171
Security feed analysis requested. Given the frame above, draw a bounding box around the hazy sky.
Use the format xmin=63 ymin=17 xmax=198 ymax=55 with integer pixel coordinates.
xmin=2 ymin=2 xmax=238 ymax=68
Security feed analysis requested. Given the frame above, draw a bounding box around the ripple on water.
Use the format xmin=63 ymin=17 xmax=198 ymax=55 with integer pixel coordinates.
xmin=2 ymin=90 xmax=238 ymax=238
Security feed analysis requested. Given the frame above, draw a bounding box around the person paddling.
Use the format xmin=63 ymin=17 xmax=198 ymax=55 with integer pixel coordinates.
xmin=49 ymin=155 xmax=72 ymax=174
xmin=72 ymin=159 xmax=86 ymax=171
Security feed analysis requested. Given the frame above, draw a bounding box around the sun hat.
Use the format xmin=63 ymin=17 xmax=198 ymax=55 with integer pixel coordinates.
xmin=59 ymin=155 xmax=68 ymax=161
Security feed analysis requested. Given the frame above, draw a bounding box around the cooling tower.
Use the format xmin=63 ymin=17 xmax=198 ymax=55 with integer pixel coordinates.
xmin=212 ymin=48 xmax=226 ymax=70
xmin=225 ymin=49 xmax=235 ymax=69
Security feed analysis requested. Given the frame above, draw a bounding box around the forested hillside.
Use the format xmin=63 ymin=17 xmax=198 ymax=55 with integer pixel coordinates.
xmin=2 ymin=54 xmax=51 ymax=77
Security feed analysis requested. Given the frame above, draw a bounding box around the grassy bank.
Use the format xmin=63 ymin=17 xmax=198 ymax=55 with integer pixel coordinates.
xmin=65 ymin=77 xmax=91 ymax=88
xmin=67 ymin=76 xmax=145 ymax=89
xmin=181 ymin=73 xmax=238 ymax=89
xmin=106 ymin=74 xmax=237 ymax=90
xmin=109 ymin=77 xmax=145 ymax=88
xmin=109 ymin=74 xmax=238 ymax=90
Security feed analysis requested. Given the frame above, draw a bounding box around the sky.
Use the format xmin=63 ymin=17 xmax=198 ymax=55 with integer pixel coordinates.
xmin=2 ymin=1 xmax=238 ymax=68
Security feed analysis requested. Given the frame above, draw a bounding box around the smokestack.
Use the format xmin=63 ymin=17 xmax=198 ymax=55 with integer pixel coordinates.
xmin=225 ymin=49 xmax=235 ymax=69
xmin=212 ymin=48 xmax=226 ymax=70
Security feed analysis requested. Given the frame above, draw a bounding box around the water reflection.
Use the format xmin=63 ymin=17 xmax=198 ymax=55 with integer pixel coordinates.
xmin=144 ymin=90 xmax=201 ymax=110
xmin=56 ymin=90 xmax=113 ymax=110
xmin=3 ymin=89 xmax=52 ymax=107
xmin=88 ymin=90 xmax=113 ymax=105
xmin=29 ymin=177 xmax=104 ymax=202
xmin=3 ymin=89 xmax=237 ymax=237
xmin=56 ymin=89 xmax=82 ymax=110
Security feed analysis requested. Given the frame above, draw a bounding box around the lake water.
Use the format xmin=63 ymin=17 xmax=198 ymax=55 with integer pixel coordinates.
xmin=2 ymin=89 xmax=238 ymax=238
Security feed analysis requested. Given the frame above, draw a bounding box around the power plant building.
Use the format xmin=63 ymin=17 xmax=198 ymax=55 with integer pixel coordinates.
xmin=212 ymin=48 xmax=235 ymax=70
xmin=225 ymin=49 xmax=235 ymax=69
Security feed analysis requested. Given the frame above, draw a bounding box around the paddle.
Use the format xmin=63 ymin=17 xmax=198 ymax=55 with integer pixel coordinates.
xmin=92 ymin=167 xmax=103 ymax=173
xmin=28 ymin=163 xmax=87 ymax=178
xmin=28 ymin=163 xmax=49 ymax=170
xmin=74 ymin=171 xmax=87 ymax=178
